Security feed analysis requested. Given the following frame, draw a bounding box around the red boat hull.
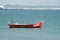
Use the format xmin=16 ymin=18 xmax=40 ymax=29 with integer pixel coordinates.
xmin=8 ymin=21 xmax=43 ymax=28
xmin=9 ymin=24 xmax=42 ymax=28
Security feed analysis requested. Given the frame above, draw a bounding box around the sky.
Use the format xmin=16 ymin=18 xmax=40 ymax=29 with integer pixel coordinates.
xmin=0 ymin=0 xmax=60 ymax=6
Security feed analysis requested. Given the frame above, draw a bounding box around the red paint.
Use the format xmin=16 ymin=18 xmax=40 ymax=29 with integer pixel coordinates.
xmin=8 ymin=21 xmax=43 ymax=28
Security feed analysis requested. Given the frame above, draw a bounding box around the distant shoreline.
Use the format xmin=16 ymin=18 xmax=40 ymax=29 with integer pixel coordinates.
xmin=0 ymin=8 xmax=60 ymax=10
xmin=0 ymin=5 xmax=60 ymax=10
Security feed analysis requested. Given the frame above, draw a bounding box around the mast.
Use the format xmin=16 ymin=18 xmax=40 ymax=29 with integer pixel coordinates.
xmin=10 ymin=18 xmax=13 ymax=24
xmin=8 ymin=18 xmax=13 ymax=24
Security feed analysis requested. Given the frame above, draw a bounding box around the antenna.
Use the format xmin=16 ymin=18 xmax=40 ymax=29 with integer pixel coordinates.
xmin=10 ymin=18 xmax=13 ymax=24
xmin=8 ymin=18 xmax=13 ymax=24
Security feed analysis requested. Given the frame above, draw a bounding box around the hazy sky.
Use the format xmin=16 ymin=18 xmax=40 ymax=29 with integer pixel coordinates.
xmin=0 ymin=0 xmax=60 ymax=6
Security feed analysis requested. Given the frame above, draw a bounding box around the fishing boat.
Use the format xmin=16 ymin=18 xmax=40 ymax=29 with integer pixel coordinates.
xmin=8 ymin=18 xmax=43 ymax=28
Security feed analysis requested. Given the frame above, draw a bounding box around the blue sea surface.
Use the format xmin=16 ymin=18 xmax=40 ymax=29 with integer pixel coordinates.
xmin=0 ymin=9 xmax=60 ymax=40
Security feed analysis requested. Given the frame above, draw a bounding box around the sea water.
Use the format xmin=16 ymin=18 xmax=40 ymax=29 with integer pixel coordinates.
xmin=0 ymin=9 xmax=60 ymax=40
